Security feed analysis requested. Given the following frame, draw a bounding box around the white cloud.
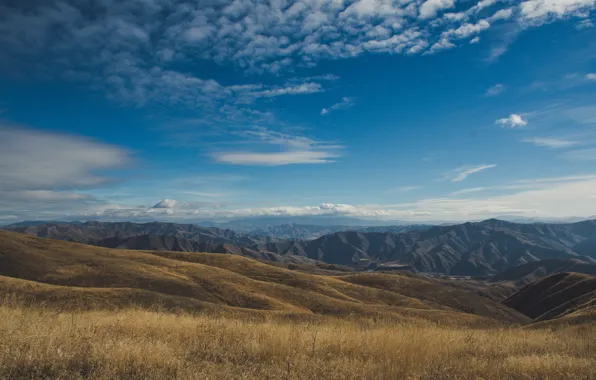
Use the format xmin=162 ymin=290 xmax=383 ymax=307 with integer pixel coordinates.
xmin=213 ymin=151 xmax=338 ymax=166
xmin=575 ymin=18 xmax=594 ymax=28
xmin=212 ymin=127 xmax=342 ymax=166
xmin=485 ymin=26 xmax=521 ymax=62
xmin=450 ymin=187 xmax=488 ymax=196
xmin=445 ymin=164 xmax=498 ymax=182
xmin=443 ymin=12 xmax=467 ymax=22
xmin=254 ymin=83 xmax=323 ymax=98
xmin=470 ymin=36 xmax=481 ymax=44
xmin=1 ymin=0 xmax=593 ymax=94
xmin=473 ymin=0 xmax=498 ymax=12
xmin=443 ymin=20 xmax=491 ymax=40
xmin=486 ymin=45 xmax=508 ymax=61
xmin=0 ymin=125 xmax=130 ymax=191
xmin=496 ymin=114 xmax=528 ymax=128
xmin=520 ymin=0 xmax=596 ymax=23
xmin=522 ymin=137 xmax=579 ymax=148
xmin=428 ymin=38 xmax=456 ymax=53
xmin=320 ymin=97 xmax=356 ymax=115
xmin=485 ymin=83 xmax=506 ymax=96
xmin=489 ymin=8 xmax=515 ymax=21
xmin=398 ymin=176 xmax=596 ymax=219
xmin=420 ymin=0 xmax=456 ymax=19
xmin=515 ymin=174 xmax=596 ymax=184
xmin=587 ymin=73 xmax=596 ymax=80
xmin=0 ymin=125 xmax=133 ymax=222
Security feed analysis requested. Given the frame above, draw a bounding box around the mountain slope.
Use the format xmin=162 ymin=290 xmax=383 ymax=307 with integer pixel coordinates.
xmin=266 ymin=220 xmax=596 ymax=275
xmin=243 ymin=223 xmax=433 ymax=240
xmin=571 ymin=235 xmax=596 ymax=258
xmin=98 ymin=234 xmax=314 ymax=264
xmin=488 ymin=258 xmax=596 ymax=287
xmin=0 ymin=230 xmax=528 ymax=325
xmin=503 ymin=272 xmax=596 ymax=323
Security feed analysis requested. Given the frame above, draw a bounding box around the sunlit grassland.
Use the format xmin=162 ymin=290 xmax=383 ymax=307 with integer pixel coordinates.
xmin=1 ymin=303 xmax=594 ymax=380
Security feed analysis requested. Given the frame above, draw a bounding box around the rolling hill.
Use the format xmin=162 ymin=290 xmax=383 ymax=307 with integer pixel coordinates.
xmin=503 ymin=272 xmax=596 ymax=325
xmin=488 ymin=258 xmax=596 ymax=287
xmin=0 ymin=230 xmax=528 ymax=325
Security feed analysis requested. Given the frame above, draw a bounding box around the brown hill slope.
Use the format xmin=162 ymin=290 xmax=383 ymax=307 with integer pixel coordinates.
xmin=0 ymin=230 xmax=528 ymax=325
xmin=488 ymin=258 xmax=596 ymax=287
xmin=503 ymin=272 xmax=596 ymax=323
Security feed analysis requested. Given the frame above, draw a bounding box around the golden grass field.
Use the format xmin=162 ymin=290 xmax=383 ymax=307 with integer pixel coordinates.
xmin=1 ymin=230 xmax=596 ymax=379
xmin=1 ymin=301 xmax=595 ymax=380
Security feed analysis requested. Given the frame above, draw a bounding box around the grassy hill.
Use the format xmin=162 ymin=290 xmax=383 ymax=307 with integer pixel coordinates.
xmin=0 ymin=230 xmax=527 ymax=325
xmin=488 ymin=258 xmax=596 ymax=287
xmin=503 ymin=272 xmax=596 ymax=325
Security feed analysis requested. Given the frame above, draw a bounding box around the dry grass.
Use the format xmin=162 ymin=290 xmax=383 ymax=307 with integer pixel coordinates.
xmin=1 ymin=301 xmax=595 ymax=380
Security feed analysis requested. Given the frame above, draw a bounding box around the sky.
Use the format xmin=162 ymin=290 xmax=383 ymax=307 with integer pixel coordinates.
xmin=1 ymin=0 xmax=596 ymax=224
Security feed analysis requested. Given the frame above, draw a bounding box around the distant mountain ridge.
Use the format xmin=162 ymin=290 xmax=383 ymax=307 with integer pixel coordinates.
xmin=5 ymin=218 xmax=596 ymax=276
xmin=243 ymin=223 xmax=432 ymax=240
xmin=3 ymin=220 xmax=431 ymax=241
xmin=2 ymin=221 xmax=315 ymax=264
xmin=262 ymin=219 xmax=596 ymax=274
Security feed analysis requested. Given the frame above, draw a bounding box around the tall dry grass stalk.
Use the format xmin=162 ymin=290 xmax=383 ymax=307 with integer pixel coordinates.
xmin=1 ymin=301 xmax=595 ymax=380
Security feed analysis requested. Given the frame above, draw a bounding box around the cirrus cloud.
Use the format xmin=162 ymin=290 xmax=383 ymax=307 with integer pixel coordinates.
xmin=211 ymin=127 xmax=342 ymax=166
xmin=321 ymin=97 xmax=356 ymax=116
xmin=444 ymin=164 xmax=498 ymax=182
xmin=522 ymin=137 xmax=579 ymax=148
xmin=485 ymin=83 xmax=506 ymax=96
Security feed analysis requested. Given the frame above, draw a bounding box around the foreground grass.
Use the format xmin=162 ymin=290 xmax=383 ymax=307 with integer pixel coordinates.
xmin=1 ymin=305 xmax=595 ymax=380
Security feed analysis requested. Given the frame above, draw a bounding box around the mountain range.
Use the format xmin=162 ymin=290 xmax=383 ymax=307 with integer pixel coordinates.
xmin=5 ymin=218 xmax=596 ymax=276
xmin=2 ymin=228 xmax=595 ymax=328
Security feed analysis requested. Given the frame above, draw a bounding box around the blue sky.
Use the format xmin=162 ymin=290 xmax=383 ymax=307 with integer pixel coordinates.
xmin=1 ymin=0 xmax=596 ymax=223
